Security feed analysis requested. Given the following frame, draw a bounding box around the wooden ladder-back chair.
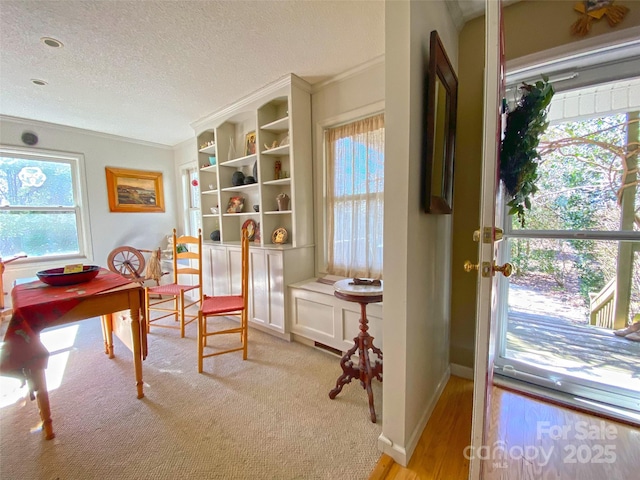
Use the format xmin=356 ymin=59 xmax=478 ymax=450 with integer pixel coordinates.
xmin=145 ymin=228 xmax=202 ymax=338
xmin=197 ymin=228 xmax=249 ymax=372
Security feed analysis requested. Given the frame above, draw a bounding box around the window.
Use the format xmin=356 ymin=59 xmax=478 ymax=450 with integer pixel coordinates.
xmin=184 ymin=167 xmax=201 ymax=237
xmin=325 ymin=113 xmax=384 ymax=278
xmin=0 ymin=146 xmax=92 ymax=261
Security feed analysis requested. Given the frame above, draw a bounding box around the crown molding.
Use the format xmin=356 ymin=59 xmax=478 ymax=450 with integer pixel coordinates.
xmin=311 ymin=55 xmax=384 ymax=93
xmin=0 ymin=115 xmax=172 ymax=150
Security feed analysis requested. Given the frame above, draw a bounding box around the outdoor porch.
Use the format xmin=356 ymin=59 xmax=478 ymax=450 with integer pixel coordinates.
xmin=506 ymin=310 xmax=640 ymax=391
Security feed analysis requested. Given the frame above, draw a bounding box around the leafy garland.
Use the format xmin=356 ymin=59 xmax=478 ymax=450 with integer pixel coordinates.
xmin=500 ymin=77 xmax=554 ymax=227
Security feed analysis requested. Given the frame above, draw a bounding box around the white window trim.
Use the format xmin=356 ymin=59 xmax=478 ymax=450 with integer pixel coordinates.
xmin=0 ymin=145 xmax=94 ymax=266
xmin=313 ymin=100 xmax=384 ymax=276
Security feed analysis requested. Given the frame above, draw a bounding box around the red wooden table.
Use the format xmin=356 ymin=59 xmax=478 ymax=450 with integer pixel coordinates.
xmin=0 ymin=268 xmax=147 ymax=439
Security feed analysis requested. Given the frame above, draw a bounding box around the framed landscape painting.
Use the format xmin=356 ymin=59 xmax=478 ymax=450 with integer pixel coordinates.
xmin=105 ymin=167 xmax=165 ymax=213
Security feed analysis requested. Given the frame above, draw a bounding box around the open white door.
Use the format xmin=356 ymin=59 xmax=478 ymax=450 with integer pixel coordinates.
xmin=468 ymin=1 xmax=505 ymax=478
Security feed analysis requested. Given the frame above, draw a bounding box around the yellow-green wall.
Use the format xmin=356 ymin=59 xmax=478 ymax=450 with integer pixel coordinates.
xmin=451 ymin=0 xmax=640 ymax=368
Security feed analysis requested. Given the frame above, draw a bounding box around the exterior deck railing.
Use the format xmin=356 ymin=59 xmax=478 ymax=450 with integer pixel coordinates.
xmin=589 ymin=278 xmax=616 ymax=329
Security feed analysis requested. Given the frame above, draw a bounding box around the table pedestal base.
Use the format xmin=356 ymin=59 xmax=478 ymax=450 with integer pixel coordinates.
xmin=329 ymin=301 xmax=383 ymax=423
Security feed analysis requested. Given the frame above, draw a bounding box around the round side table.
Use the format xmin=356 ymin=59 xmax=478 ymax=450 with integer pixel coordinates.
xmin=329 ymin=278 xmax=383 ymax=423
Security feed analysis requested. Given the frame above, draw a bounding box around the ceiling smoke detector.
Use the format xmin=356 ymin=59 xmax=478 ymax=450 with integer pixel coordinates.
xmin=41 ymin=37 xmax=63 ymax=48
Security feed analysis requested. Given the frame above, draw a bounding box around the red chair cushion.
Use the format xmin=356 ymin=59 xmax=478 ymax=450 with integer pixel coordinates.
xmin=201 ymin=296 xmax=244 ymax=315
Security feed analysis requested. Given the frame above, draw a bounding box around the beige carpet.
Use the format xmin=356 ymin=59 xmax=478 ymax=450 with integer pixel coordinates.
xmin=0 ymin=316 xmax=382 ymax=479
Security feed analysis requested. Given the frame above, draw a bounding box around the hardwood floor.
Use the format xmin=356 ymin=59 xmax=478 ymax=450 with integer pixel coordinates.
xmin=369 ymin=375 xmax=640 ymax=479
xmin=370 ymin=375 xmax=474 ymax=479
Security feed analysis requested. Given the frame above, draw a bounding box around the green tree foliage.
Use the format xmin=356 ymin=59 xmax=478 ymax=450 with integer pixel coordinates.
xmin=0 ymin=157 xmax=78 ymax=257
xmin=509 ymin=114 xmax=638 ymax=319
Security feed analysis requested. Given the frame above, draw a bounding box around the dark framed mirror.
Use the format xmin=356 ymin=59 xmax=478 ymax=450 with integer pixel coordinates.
xmin=421 ymin=30 xmax=458 ymax=214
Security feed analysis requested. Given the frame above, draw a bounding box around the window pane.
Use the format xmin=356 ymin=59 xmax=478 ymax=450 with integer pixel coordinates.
xmin=0 ymin=211 xmax=80 ymax=257
xmin=0 ymin=157 xmax=74 ymax=207
xmin=508 ymin=238 xmax=639 ymax=325
xmin=326 ymin=113 xmax=384 ymax=277
xmin=512 ymin=113 xmax=638 ymax=232
xmin=189 ymin=169 xmax=200 ymax=209
xmin=505 ymin=237 xmax=639 ymax=391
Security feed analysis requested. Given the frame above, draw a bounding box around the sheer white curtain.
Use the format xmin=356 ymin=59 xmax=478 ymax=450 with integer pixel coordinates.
xmin=326 ymin=113 xmax=384 ymax=278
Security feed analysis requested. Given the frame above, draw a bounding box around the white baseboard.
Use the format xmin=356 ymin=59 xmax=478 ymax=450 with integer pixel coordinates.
xmin=377 ymin=366 xmax=451 ymax=466
xmin=450 ymin=363 xmax=474 ymax=380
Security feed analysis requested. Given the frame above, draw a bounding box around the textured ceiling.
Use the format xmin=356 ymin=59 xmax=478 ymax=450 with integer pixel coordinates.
xmin=0 ymin=1 xmax=503 ymax=147
xmin=0 ymin=0 xmax=385 ymax=146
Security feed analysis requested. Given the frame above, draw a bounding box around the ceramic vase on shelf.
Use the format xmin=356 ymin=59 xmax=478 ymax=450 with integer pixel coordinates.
xmin=276 ymin=192 xmax=290 ymax=211
xmin=228 ymin=137 xmax=236 ymax=162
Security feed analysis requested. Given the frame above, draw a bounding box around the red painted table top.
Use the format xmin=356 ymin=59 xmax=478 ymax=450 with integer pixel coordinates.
xmin=0 ymin=268 xmax=132 ymax=380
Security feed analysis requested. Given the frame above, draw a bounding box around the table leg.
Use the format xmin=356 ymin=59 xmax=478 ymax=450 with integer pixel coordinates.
xmin=329 ymin=340 xmax=360 ymax=399
xmin=329 ymin=301 xmax=383 ymax=423
xmin=30 ymin=368 xmax=55 ymax=440
xmin=101 ymin=314 xmax=115 ymax=358
xmin=129 ymin=292 xmax=145 ymax=399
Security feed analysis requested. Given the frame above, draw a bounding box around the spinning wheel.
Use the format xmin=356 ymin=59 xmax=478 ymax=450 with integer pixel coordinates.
xmin=107 ymin=246 xmax=146 ymax=281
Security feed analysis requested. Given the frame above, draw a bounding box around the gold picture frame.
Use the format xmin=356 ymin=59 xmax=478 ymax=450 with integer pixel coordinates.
xmin=245 ymin=131 xmax=256 ymax=156
xmin=105 ymin=167 xmax=165 ymax=213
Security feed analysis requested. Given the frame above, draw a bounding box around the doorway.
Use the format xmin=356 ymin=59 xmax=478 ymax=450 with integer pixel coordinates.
xmin=495 ymin=74 xmax=640 ymax=415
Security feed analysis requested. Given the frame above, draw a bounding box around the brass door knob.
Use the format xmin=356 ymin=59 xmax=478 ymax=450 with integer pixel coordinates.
xmin=464 ymin=260 xmax=479 ymax=273
xmin=493 ymin=262 xmax=513 ymax=277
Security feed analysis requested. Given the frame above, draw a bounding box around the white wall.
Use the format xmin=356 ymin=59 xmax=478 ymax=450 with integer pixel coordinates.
xmin=380 ymin=0 xmax=458 ymax=466
xmin=1 ymin=116 xmax=177 ymax=295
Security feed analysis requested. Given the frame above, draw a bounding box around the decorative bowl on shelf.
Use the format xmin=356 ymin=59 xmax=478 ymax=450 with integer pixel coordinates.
xmin=37 ymin=265 xmax=100 ymax=286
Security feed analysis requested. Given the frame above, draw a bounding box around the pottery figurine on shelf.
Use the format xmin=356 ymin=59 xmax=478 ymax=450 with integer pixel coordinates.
xmin=274 ymin=160 xmax=281 ymax=180
xmin=263 ymin=140 xmax=278 ymax=151
xmin=276 ymin=192 xmax=290 ymax=211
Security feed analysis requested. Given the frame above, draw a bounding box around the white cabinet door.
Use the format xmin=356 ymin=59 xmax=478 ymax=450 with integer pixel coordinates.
xmin=266 ymin=250 xmax=284 ymax=331
xmin=201 ymin=245 xmax=214 ymax=297
xmin=249 ymin=249 xmax=270 ymax=328
xmin=227 ymin=246 xmax=243 ymax=296
xmin=210 ymin=245 xmax=230 ymax=296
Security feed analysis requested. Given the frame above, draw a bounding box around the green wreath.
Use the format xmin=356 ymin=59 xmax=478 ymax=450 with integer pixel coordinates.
xmin=500 ymin=77 xmax=554 ymax=227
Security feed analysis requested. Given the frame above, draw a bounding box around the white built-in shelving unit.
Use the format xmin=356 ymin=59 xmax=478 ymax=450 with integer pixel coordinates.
xmin=191 ymin=74 xmax=314 ymax=337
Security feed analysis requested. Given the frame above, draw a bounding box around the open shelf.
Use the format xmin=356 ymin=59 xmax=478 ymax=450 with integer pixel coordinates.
xmin=199 ymin=144 xmax=217 ymax=154
xmin=220 ymin=183 xmax=259 ymax=193
xmin=263 ymin=210 xmax=292 ymax=215
xmin=263 ymin=178 xmax=291 ymax=186
xmin=261 ymin=145 xmax=290 ymax=156
xmin=260 ymin=116 xmax=289 ymax=132
xmin=219 ymin=154 xmax=257 ymax=168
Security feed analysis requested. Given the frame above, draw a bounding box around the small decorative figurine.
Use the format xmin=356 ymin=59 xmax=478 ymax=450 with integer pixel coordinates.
xmin=274 ymin=160 xmax=281 ymax=180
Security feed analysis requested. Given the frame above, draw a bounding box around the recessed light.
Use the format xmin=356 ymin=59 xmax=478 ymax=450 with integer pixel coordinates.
xmin=41 ymin=37 xmax=63 ymax=48
xmin=31 ymin=79 xmax=48 ymax=86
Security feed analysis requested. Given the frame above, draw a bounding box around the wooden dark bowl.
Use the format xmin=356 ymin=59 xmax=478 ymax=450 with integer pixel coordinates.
xmin=37 ymin=265 xmax=100 ymax=286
